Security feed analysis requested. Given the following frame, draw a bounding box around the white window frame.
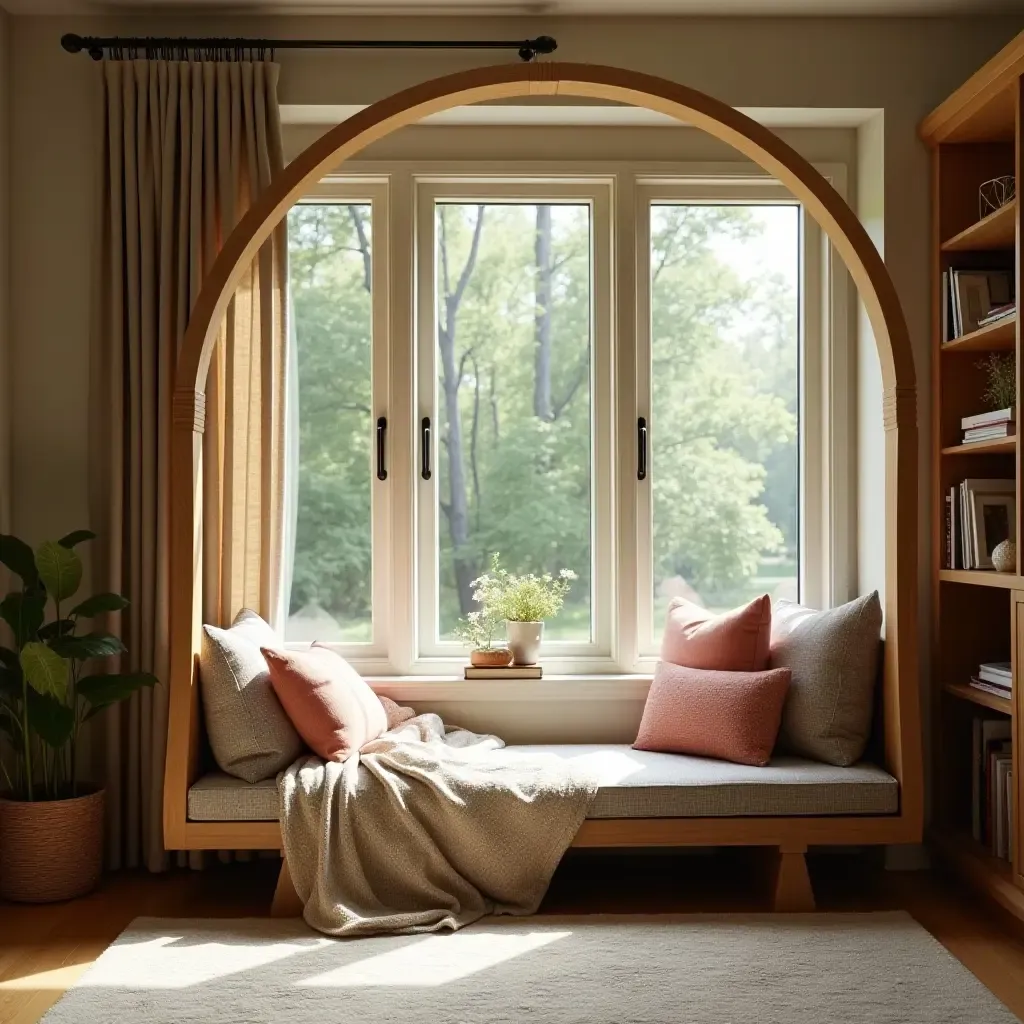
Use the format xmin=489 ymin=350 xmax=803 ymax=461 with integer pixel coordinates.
xmin=285 ymin=161 xmax=852 ymax=681
xmin=414 ymin=178 xmax=615 ymax=671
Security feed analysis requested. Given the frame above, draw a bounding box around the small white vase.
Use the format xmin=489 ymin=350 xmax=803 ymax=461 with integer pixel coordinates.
xmin=506 ymin=620 xmax=544 ymax=666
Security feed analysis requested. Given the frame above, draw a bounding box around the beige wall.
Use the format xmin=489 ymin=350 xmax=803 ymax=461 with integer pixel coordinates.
xmin=6 ymin=14 xmax=1024 ymax=739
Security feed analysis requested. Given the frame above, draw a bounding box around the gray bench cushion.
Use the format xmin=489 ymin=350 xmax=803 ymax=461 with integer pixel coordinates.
xmin=187 ymin=744 xmax=898 ymax=821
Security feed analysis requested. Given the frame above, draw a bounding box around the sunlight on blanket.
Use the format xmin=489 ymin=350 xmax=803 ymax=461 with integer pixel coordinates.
xmin=297 ymin=930 xmax=570 ymax=988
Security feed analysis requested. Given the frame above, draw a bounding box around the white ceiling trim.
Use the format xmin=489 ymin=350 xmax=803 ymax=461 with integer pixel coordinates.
xmin=280 ymin=103 xmax=880 ymax=128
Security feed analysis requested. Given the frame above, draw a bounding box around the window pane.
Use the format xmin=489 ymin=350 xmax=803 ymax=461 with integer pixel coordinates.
xmin=434 ymin=202 xmax=593 ymax=642
xmin=285 ymin=203 xmax=373 ymax=642
xmin=650 ymin=204 xmax=799 ymax=635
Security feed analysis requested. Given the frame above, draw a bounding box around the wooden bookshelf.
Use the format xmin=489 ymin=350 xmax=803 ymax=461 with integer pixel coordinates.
xmin=942 ymin=316 xmax=1016 ymax=353
xmin=941 ymin=436 xmax=1016 ymax=455
xmin=941 ymin=198 xmax=1017 ymax=252
xmin=943 ymin=680 xmax=1013 ymax=715
xmin=922 ymin=29 xmax=1024 ymax=924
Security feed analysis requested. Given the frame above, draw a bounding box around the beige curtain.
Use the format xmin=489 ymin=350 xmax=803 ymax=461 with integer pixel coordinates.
xmin=90 ymin=59 xmax=287 ymax=872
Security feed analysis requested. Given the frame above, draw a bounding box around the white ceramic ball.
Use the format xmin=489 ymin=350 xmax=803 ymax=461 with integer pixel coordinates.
xmin=992 ymin=539 xmax=1016 ymax=573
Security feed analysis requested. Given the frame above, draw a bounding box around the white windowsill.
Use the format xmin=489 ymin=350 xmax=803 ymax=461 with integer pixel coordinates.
xmin=365 ymin=674 xmax=654 ymax=702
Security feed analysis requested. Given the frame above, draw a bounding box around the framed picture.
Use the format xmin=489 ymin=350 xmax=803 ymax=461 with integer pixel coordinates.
xmin=971 ymin=492 xmax=1016 ymax=569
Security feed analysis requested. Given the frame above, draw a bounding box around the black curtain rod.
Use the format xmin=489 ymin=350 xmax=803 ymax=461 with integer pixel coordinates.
xmin=60 ymin=33 xmax=557 ymax=63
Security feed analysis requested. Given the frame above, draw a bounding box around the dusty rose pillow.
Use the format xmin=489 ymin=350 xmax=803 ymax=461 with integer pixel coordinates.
xmin=634 ymin=661 xmax=791 ymax=767
xmin=379 ymin=695 xmax=416 ymax=731
xmin=261 ymin=645 xmax=387 ymax=761
xmin=660 ymin=594 xmax=771 ymax=671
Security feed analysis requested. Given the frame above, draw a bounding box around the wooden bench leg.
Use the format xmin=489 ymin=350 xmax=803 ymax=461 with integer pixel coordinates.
xmin=270 ymin=854 xmax=305 ymax=918
xmin=771 ymin=844 xmax=815 ymax=912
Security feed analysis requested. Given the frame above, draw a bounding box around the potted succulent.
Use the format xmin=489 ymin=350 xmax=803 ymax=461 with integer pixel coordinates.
xmin=452 ymin=608 xmax=513 ymax=668
xmin=0 ymin=531 xmax=157 ymax=902
xmin=472 ymin=554 xmax=577 ymax=666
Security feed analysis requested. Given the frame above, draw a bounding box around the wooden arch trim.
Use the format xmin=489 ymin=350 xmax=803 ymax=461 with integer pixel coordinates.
xmin=165 ymin=61 xmax=922 ymax=848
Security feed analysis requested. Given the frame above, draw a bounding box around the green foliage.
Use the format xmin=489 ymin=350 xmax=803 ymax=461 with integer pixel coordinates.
xmin=450 ymin=609 xmax=504 ymax=652
xmin=470 ymin=553 xmax=577 ymax=623
xmin=0 ymin=530 xmax=158 ymax=802
xmin=36 ymin=540 xmax=83 ymax=602
xmin=285 ymin=200 xmax=799 ymax=641
xmin=978 ymin=353 xmax=1016 ymax=412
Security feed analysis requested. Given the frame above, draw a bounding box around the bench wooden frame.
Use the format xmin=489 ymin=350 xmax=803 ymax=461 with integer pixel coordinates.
xmin=162 ymin=61 xmax=923 ymax=914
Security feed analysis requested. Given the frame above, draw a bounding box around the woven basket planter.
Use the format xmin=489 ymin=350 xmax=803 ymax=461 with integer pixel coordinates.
xmin=0 ymin=787 xmax=105 ymax=902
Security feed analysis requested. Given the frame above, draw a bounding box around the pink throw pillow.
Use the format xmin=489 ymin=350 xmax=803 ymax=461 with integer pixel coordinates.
xmin=261 ymin=646 xmax=387 ymax=761
xmin=634 ymin=661 xmax=791 ymax=767
xmin=379 ymin=695 xmax=416 ymax=731
xmin=660 ymin=594 xmax=771 ymax=671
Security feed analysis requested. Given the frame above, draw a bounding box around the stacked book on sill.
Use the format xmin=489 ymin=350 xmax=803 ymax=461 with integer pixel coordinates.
xmin=972 ymin=713 xmax=1014 ymax=862
xmin=941 ymin=267 xmax=1014 ymax=341
xmin=944 ymin=477 xmax=1015 ymax=569
xmin=959 ymin=407 xmax=1015 ymax=446
xmin=463 ymin=665 xmax=543 ymax=680
xmin=970 ymin=660 xmax=1012 ymax=701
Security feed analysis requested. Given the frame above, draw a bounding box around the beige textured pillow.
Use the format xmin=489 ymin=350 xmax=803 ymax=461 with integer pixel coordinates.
xmin=200 ymin=609 xmax=305 ymax=783
xmin=769 ymin=592 xmax=883 ymax=766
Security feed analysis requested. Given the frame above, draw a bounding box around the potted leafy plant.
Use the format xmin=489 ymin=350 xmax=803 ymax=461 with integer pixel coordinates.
xmin=0 ymin=531 xmax=157 ymax=902
xmin=452 ymin=608 xmax=513 ymax=668
xmin=472 ymin=554 xmax=577 ymax=666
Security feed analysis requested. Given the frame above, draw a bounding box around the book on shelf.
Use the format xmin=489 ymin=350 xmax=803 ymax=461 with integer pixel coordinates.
xmin=962 ymin=423 xmax=1015 ymax=443
xmin=977 ymin=302 xmax=1016 ymax=328
xmin=942 ymin=268 xmax=1014 ymax=341
xmin=945 ymin=478 xmax=1015 ymax=570
xmin=962 ymin=407 xmax=1014 ymax=430
xmin=960 ymin=408 xmax=1015 ymax=444
xmin=972 ymin=717 xmax=1012 ymax=857
xmin=463 ymin=665 xmax=543 ymax=680
xmin=978 ymin=661 xmax=1012 ymax=685
xmin=970 ymin=678 xmax=1012 ymax=699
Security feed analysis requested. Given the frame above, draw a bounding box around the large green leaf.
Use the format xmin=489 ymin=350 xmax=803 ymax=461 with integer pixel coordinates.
xmin=0 ymin=591 xmax=46 ymax=647
xmin=70 ymin=593 xmax=129 ymax=618
xmin=78 ymin=671 xmax=157 ymax=716
xmin=58 ymin=529 xmax=96 ymax=549
xmin=0 ymin=535 xmax=39 ymax=587
xmin=27 ymin=689 xmax=74 ymax=748
xmin=38 ymin=618 xmax=75 ymax=641
xmin=36 ymin=541 xmax=83 ymax=603
xmin=20 ymin=641 xmax=68 ymax=701
xmin=49 ymin=632 xmax=126 ymax=661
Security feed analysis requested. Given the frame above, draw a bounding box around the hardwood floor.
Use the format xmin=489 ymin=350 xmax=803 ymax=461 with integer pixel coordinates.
xmin=2 ymin=849 xmax=1024 ymax=1023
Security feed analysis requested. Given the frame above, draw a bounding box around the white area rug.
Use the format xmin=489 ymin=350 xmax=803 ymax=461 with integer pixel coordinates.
xmin=41 ymin=912 xmax=1017 ymax=1023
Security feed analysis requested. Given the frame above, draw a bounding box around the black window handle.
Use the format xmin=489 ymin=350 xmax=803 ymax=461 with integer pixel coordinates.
xmin=421 ymin=417 xmax=432 ymax=480
xmin=376 ymin=416 xmax=388 ymax=481
xmin=637 ymin=417 xmax=648 ymax=481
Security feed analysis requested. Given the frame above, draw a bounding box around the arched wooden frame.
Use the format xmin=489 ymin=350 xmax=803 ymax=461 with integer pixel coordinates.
xmin=164 ymin=61 xmax=922 ymax=856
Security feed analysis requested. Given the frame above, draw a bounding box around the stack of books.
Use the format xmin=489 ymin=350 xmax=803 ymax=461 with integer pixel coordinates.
xmin=978 ymin=302 xmax=1016 ymax=329
xmin=972 ymin=716 xmax=1014 ymax=861
xmin=941 ymin=268 xmax=1014 ymax=341
xmin=970 ymin=661 xmax=1012 ymax=700
xmin=944 ymin=477 xmax=1015 ymax=569
xmin=961 ymin=408 xmax=1015 ymax=445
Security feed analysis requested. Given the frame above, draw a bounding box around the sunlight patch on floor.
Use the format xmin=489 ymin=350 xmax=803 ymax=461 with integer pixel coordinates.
xmin=74 ymin=933 xmax=333 ymax=989
xmin=298 ymin=929 xmax=571 ymax=988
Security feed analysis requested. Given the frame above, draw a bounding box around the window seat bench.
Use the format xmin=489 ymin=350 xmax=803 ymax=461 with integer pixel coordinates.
xmin=187 ymin=744 xmax=898 ymax=822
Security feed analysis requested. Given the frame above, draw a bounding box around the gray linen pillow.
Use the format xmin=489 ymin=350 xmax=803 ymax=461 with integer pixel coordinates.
xmin=768 ymin=592 xmax=883 ymax=766
xmin=200 ymin=608 xmax=304 ymax=783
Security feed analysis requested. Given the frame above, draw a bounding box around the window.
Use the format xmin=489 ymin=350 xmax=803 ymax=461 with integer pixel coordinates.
xmin=283 ymin=167 xmax=848 ymax=677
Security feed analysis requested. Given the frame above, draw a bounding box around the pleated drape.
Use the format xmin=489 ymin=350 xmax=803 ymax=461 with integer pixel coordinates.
xmin=90 ymin=59 xmax=287 ymax=872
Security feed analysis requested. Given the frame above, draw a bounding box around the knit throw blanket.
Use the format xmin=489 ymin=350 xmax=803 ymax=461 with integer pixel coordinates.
xmin=279 ymin=713 xmax=598 ymax=937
